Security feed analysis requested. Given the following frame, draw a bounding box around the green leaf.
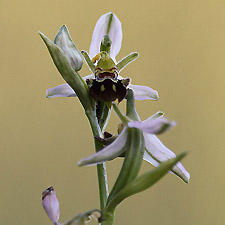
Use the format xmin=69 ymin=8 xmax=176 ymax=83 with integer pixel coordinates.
xmin=106 ymin=128 xmax=145 ymax=205
xmin=105 ymin=152 xmax=187 ymax=211
xmin=39 ymin=32 xmax=94 ymax=111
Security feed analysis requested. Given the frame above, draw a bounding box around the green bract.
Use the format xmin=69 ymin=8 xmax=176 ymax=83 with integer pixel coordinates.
xmin=105 ymin=152 xmax=187 ymax=213
xmin=39 ymin=32 xmax=94 ymax=111
xmin=54 ymin=25 xmax=83 ymax=72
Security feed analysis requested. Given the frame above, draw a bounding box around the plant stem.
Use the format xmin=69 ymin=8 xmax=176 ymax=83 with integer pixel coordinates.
xmin=112 ymin=103 xmax=130 ymax=125
xmin=85 ymin=109 xmax=110 ymax=224
xmin=95 ymin=142 xmax=109 ymax=212
xmin=102 ymin=211 xmax=115 ymax=225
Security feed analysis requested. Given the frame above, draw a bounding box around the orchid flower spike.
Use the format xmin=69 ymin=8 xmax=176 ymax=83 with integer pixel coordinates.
xmin=42 ymin=186 xmax=61 ymax=225
xmin=46 ymin=12 xmax=159 ymax=102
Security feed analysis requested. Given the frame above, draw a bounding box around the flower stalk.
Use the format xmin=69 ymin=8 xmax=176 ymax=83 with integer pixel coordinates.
xmin=85 ymin=109 xmax=109 ymax=213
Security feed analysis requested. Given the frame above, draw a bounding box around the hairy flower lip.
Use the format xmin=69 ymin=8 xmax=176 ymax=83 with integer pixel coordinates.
xmin=89 ymin=79 xmax=128 ymax=103
xmin=46 ymin=80 xmax=159 ymax=101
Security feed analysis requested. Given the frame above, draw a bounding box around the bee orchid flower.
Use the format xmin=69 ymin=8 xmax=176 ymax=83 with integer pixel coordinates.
xmin=46 ymin=12 xmax=159 ymax=102
xmin=78 ymin=110 xmax=190 ymax=183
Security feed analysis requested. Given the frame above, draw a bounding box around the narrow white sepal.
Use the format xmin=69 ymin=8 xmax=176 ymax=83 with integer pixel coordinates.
xmin=89 ymin=12 xmax=122 ymax=60
xmin=143 ymin=133 xmax=190 ymax=183
xmin=128 ymin=117 xmax=176 ymax=134
xmin=54 ymin=25 xmax=83 ymax=71
xmin=46 ymin=84 xmax=76 ymax=98
xmin=128 ymin=84 xmax=159 ymax=101
xmin=78 ymin=128 xmax=128 ymax=166
xmin=143 ymin=150 xmax=159 ymax=167
xmin=46 ymin=74 xmax=95 ymax=98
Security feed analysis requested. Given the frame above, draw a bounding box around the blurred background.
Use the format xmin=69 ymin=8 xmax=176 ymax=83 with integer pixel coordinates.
xmin=1 ymin=0 xmax=225 ymax=224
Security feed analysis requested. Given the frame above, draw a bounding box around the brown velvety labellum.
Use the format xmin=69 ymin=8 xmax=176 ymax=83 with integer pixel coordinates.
xmin=89 ymin=79 xmax=128 ymax=102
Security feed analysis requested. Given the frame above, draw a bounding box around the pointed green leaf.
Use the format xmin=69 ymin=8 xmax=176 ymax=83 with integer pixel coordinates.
xmin=107 ymin=128 xmax=145 ymax=204
xmin=106 ymin=152 xmax=187 ymax=212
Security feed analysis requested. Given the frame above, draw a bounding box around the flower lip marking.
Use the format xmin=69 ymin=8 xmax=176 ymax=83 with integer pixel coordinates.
xmin=89 ymin=79 xmax=129 ymax=102
xmin=95 ymin=67 xmax=118 ymax=81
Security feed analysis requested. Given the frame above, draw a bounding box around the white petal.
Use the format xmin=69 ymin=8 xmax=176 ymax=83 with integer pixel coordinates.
xmin=143 ymin=150 xmax=159 ymax=167
xmin=78 ymin=128 xmax=128 ymax=166
xmin=129 ymin=84 xmax=159 ymax=101
xmin=89 ymin=12 xmax=122 ymax=60
xmin=46 ymin=74 xmax=95 ymax=98
xmin=144 ymin=133 xmax=190 ymax=183
xmin=128 ymin=117 xmax=176 ymax=134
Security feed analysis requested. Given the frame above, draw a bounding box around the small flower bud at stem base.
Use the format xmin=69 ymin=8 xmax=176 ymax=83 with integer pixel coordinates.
xmin=42 ymin=186 xmax=60 ymax=225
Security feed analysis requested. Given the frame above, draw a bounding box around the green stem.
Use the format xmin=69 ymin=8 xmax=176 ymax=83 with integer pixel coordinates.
xmin=85 ymin=109 xmax=110 ymax=224
xmin=95 ymin=140 xmax=109 ymax=212
xmin=97 ymin=101 xmax=112 ymax=131
xmin=112 ymin=103 xmax=131 ymax=125
xmin=126 ymin=89 xmax=140 ymax=121
xmin=102 ymin=211 xmax=115 ymax=225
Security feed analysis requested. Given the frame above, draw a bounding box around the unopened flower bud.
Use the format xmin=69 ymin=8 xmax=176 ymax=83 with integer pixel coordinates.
xmin=42 ymin=186 xmax=60 ymax=225
xmin=54 ymin=25 xmax=83 ymax=71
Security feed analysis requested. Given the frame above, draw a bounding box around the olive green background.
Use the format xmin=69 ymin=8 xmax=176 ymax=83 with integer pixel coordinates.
xmin=1 ymin=0 xmax=224 ymax=224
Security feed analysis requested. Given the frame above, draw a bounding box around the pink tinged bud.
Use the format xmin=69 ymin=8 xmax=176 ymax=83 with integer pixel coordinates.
xmin=42 ymin=186 xmax=60 ymax=225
